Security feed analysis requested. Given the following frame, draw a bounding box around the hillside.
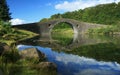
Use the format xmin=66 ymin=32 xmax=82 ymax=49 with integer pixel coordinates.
xmin=48 ymin=2 xmax=120 ymax=25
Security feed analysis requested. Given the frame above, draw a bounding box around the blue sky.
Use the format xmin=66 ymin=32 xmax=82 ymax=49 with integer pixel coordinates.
xmin=7 ymin=0 xmax=120 ymax=25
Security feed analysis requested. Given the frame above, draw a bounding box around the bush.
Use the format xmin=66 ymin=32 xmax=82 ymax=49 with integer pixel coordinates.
xmin=0 ymin=20 xmax=13 ymax=36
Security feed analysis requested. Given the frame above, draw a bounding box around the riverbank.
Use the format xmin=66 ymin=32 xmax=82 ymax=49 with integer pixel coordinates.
xmin=0 ymin=25 xmax=57 ymax=75
xmin=0 ymin=29 xmax=38 ymax=46
xmin=86 ymin=25 xmax=120 ymax=35
xmin=0 ymin=45 xmax=57 ymax=75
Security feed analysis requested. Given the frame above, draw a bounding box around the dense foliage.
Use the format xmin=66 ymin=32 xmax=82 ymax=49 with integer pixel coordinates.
xmin=0 ymin=0 xmax=11 ymax=21
xmin=49 ymin=2 xmax=120 ymax=25
xmin=52 ymin=22 xmax=73 ymax=29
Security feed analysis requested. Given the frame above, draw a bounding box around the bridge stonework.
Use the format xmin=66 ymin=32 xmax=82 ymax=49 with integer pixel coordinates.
xmin=12 ymin=19 xmax=106 ymax=38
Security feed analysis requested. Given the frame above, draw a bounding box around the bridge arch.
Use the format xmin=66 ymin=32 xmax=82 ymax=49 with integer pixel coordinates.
xmin=49 ymin=21 xmax=78 ymax=34
xmin=37 ymin=19 xmax=80 ymax=40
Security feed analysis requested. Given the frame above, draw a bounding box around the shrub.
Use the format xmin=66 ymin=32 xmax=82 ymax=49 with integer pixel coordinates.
xmin=0 ymin=20 xmax=13 ymax=36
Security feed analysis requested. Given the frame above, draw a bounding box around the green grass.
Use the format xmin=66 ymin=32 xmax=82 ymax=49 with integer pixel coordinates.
xmin=52 ymin=28 xmax=74 ymax=35
xmin=0 ymin=20 xmax=38 ymax=45
xmin=87 ymin=25 xmax=120 ymax=35
xmin=0 ymin=29 xmax=38 ymax=45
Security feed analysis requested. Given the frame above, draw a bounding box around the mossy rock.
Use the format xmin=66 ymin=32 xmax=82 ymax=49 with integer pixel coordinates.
xmin=19 ymin=48 xmax=46 ymax=62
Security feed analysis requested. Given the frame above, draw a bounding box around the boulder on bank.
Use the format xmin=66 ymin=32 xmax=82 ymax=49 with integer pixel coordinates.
xmin=19 ymin=48 xmax=46 ymax=61
xmin=0 ymin=42 xmax=10 ymax=55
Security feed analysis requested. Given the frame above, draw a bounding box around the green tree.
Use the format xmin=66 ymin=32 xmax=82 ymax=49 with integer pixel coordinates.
xmin=0 ymin=0 xmax=11 ymax=21
xmin=40 ymin=18 xmax=49 ymax=22
xmin=0 ymin=20 xmax=12 ymax=36
xmin=51 ymin=13 xmax=62 ymax=19
xmin=49 ymin=2 xmax=120 ymax=25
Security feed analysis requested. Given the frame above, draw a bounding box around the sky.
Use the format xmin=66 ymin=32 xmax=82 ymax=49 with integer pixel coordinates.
xmin=7 ymin=0 xmax=120 ymax=25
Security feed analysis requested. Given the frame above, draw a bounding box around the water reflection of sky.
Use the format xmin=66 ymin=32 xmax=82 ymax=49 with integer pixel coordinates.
xmin=17 ymin=45 xmax=120 ymax=75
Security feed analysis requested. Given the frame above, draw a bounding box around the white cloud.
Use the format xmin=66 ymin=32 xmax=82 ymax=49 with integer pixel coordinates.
xmin=10 ymin=18 xmax=25 ymax=25
xmin=55 ymin=0 xmax=120 ymax=11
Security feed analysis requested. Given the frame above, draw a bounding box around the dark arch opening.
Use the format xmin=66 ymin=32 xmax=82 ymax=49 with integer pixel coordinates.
xmin=48 ymin=24 xmax=51 ymax=28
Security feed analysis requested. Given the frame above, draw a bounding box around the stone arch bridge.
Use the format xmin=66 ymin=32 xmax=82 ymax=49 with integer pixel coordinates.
xmin=12 ymin=19 xmax=106 ymax=38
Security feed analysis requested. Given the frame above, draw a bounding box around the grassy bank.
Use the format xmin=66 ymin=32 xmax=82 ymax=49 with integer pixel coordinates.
xmin=0 ymin=20 xmax=38 ymax=45
xmin=0 ymin=48 xmax=45 ymax=75
xmin=1 ymin=29 xmax=38 ymax=45
xmin=52 ymin=28 xmax=74 ymax=35
xmin=87 ymin=25 xmax=120 ymax=35
xmin=0 ymin=21 xmax=42 ymax=75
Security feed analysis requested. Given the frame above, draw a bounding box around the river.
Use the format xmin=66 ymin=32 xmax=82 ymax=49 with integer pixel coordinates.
xmin=17 ymin=34 xmax=120 ymax=75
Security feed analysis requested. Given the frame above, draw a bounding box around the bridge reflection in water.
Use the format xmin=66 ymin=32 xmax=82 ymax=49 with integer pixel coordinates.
xmin=22 ymin=34 xmax=109 ymax=50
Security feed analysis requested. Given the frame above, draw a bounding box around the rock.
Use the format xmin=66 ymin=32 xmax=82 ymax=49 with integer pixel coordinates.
xmin=0 ymin=42 xmax=10 ymax=55
xmin=19 ymin=48 xmax=46 ymax=61
xmin=34 ymin=62 xmax=57 ymax=75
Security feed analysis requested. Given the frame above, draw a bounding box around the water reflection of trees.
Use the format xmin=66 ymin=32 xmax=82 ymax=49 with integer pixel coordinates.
xmin=51 ymin=33 xmax=73 ymax=46
xmin=65 ymin=42 xmax=120 ymax=63
xmin=51 ymin=22 xmax=74 ymax=46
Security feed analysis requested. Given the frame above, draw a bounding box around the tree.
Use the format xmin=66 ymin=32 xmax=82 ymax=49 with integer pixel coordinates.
xmin=40 ymin=18 xmax=49 ymax=22
xmin=0 ymin=0 xmax=11 ymax=21
xmin=51 ymin=13 xmax=62 ymax=19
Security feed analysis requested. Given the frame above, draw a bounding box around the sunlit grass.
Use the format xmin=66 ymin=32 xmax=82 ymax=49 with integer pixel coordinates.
xmin=0 ymin=29 xmax=38 ymax=45
xmin=52 ymin=28 xmax=74 ymax=36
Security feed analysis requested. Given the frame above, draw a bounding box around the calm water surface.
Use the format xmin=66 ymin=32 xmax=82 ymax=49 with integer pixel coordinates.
xmin=17 ymin=34 xmax=120 ymax=75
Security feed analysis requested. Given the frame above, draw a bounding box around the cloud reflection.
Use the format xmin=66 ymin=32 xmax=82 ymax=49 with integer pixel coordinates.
xmin=17 ymin=45 xmax=120 ymax=75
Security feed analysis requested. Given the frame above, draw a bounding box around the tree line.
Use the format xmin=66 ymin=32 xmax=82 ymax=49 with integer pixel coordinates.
xmin=41 ymin=2 xmax=120 ymax=25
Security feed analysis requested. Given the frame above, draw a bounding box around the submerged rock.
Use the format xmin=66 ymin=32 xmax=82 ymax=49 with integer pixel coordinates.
xmin=19 ymin=48 xmax=46 ymax=61
xmin=0 ymin=42 xmax=10 ymax=55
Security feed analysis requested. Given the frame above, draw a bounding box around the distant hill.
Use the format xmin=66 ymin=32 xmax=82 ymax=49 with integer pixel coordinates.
xmin=47 ymin=2 xmax=120 ymax=25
